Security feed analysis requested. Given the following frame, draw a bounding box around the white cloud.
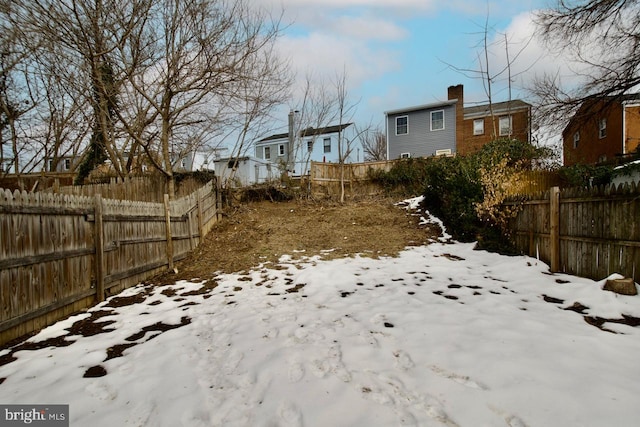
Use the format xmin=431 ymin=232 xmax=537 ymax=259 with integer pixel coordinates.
xmin=329 ymin=14 xmax=408 ymax=41
xmin=449 ymin=10 xmax=579 ymax=104
xmin=258 ymin=0 xmax=436 ymax=12
xmin=278 ymin=31 xmax=401 ymax=96
xmin=487 ymin=11 xmax=588 ymax=97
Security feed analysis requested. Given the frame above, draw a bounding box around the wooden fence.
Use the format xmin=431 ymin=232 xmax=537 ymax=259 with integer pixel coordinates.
xmin=504 ymin=170 xmax=564 ymax=198
xmin=49 ymin=175 xmax=206 ymax=202
xmin=0 ymin=180 xmax=219 ymax=345
xmin=309 ymin=160 xmax=395 ymax=197
xmin=506 ymin=183 xmax=640 ymax=283
xmin=309 ymin=161 xmax=563 ymax=198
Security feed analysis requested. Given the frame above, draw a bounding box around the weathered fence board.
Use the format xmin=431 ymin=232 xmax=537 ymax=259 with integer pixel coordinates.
xmin=0 ymin=180 xmax=220 ymax=345
xmin=507 ymin=183 xmax=640 ymax=283
xmin=308 ymin=160 xmax=395 ymax=198
xmin=47 ymin=175 xmax=207 ymax=203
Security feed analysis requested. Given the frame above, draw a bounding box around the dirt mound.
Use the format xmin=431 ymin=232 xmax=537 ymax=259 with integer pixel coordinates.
xmin=156 ymin=197 xmax=440 ymax=282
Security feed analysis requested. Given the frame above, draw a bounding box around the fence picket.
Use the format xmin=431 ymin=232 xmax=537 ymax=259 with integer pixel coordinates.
xmin=0 ymin=179 xmax=219 ymax=345
xmin=507 ymin=183 xmax=640 ymax=283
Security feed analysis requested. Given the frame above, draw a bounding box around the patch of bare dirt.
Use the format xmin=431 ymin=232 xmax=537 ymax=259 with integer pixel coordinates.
xmin=157 ymin=197 xmax=440 ymax=282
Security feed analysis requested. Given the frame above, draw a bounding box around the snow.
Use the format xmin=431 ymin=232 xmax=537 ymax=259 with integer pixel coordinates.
xmin=1 ymin=201 xmax=640 ymax=427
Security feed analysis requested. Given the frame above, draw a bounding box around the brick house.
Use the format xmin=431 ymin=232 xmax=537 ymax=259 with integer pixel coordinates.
xmin=385 ymin=84 xmax=531 ymax=159
xmin=449 ymin=85 xmax=532 ymax=155
xmin=562 ymin=95 xmax=640 ymax=166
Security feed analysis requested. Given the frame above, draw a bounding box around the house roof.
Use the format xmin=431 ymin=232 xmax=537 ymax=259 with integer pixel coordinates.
xmin=562 ymin=93 xmax=640 ymax=136
xmin=256 ymin=123 xmax=353 ymax=144
xmin=384 ymin=99 xmax=457 ymax=116
xmin=463 ymin=100 xmax=531 ymax=119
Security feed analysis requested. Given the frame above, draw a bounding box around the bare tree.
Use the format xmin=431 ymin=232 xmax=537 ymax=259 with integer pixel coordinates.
xmin=0 ymin=1 xmax=39 ymax=178
xmin=31 ymin=48 xmax=92 ymax=175
xmin=334 ymin=69 xmax=354 ymax=203
xmin=532 ymin=0 xmax=640 ymax=129
xmin=15 ymin=0 xmax=155 ymax=183
xmin=358 ymin=126 xmax=387 ymax=161
xmin=445 ymin=9 xmax=536 ymax=139
xmin=290 ymin=73 xmax=338 ymax=178
xmin=3 ymin=0 xmax=288 ymax=194
xmin=220 ymin=42 xmax=292 ymax=187
xmin=114 ymin=0 xmax=289 ymax=197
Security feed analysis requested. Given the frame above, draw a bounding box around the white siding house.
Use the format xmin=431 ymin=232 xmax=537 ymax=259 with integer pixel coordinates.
xmin=213 ymin=156 xmax=275 ymax=187
xmin=254 ymin=123 xmax=363 ymax=179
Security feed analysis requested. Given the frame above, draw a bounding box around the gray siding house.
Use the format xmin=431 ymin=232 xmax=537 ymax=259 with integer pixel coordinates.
xmin=385 ymin=100 xmax=457 ymax=159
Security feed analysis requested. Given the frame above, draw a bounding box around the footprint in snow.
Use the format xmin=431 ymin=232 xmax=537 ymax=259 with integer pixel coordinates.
xmin=312 ymin=344 xmax=351 ymax=382
xmin=85 ymin=381 xmax=117 ymax=401
xmin=429 ymin=365 xmax=488 ymax=390
xmin=397 ymin=409 xmax=418 ymax=426
xmin=287 ymin=360 xmax=305 ymax=383
xmin=357 ymin=333 xmax=379 ymax=347
xmin=393 ymin=350 xmax=414 ymax=371
xmin=420 ymin=396 xmax=459 ymax=427
xmin=223 ymin=349 xmax=244 ymax=373
xmin=278 ymin=401 xmax=303 ymax=427
xmin=489 ymin=405 xmax=529 ymax=427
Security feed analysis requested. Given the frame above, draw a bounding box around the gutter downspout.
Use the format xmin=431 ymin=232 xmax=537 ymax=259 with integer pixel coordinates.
xmin=384 ymin=113 xmax=389 ymax=160
xmin=288 ymin=110 xmax=295 ymax=173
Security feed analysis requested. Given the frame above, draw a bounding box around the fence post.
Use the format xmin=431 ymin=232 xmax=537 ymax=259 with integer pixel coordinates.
xmin=550 ymin=186 xmax=560 ymax=272
xmin=164 ymin=194 xmax=174 ymax=271
xmin=94 ymin=194 xmax=105 ymax=302
xmin=215 ymin=178 xmax=223 ymax=222
xmin=197 ymin=191 xmax=204 ymax=241
xmin=187 ymin=195 xmax=195 ymax=251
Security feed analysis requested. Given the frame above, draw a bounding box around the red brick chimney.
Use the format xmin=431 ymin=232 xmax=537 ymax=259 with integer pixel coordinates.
xmin=448 ymin=84 xmax=464 ymax=151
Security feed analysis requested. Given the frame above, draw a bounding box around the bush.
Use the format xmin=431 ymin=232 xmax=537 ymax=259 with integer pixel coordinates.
xmin=367 ymin=157 xmax=431 ymax=195
xmin=371 ymin=139 xmax=552 ymax=253
xmin=558 ymin=164 xmax=613 ymax=187
xmin=421 ymin=155 xmax=483 ymax=242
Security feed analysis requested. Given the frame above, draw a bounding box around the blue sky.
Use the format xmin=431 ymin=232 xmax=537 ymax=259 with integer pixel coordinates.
xmin=256 ymin=0 xmax=561 ymax=133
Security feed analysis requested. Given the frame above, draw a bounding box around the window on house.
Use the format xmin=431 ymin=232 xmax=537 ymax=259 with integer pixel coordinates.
xmin=48 ymin=159 xmax=54 ymax=172
xmin=400 ymin=152 xmax=411 ymax=159
xmin=499 ymin=116 xmax=512 ymax=136
xmin=473 ymin=119 xmax=484 ymax=135
xmin=431 ymin=110 xmax=444 ymax=131
xmin=598 ymin=154 xmax=607 ymax=163
xmin=396 ymin=116 xmax=408 ymax=135
xmin=227 ymin=159 xmax=238 ymax=169
xmin=573 ymin=131 xmax=580 ymax=149
xmin=181 ymin=159 xmax=187 ymax=169
xmin=323 ymin=138 xmax=331 ymax=153
xmin=64 ymin=158 xmax=71 ymax=170
xmin=307 ymin=140 xmax=313 ymax=152
xmin=264 ymin=146 xmax=271 ymax=159
xmin=278 ymin=144 xmax=285 ymax=156
xmin=599 ymin=118 xmax=607 ymax=138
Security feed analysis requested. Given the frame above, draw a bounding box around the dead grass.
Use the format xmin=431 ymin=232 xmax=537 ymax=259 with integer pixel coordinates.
xmin=155 ymin=197 xmax=439 ymax=282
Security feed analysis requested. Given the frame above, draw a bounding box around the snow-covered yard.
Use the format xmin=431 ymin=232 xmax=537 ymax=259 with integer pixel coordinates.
xmin=1 ymin=201 xmax=639 ymax=427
